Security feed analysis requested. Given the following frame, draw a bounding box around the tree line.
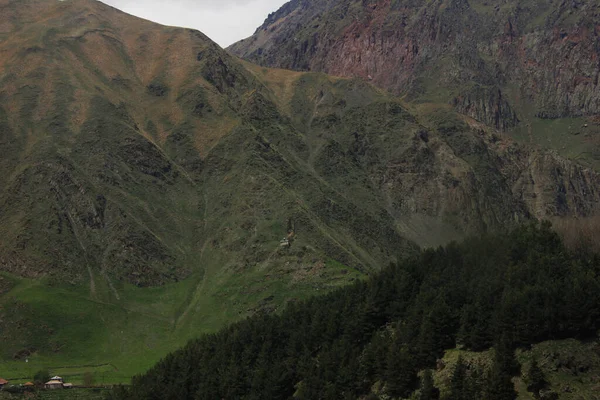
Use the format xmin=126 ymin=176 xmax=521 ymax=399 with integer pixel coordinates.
xmin=111 ymin=221 xmax=600 ymax=399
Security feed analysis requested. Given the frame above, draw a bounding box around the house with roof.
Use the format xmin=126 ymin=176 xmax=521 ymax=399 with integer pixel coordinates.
xmin=45 ymin=380 xmax=63 ymax=390
xmin=44 ymin=376 xmax=74 ymax=390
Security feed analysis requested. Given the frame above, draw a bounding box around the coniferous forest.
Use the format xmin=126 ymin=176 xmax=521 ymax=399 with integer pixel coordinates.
xmin=112 ymin=222 xmax=600 ymax=399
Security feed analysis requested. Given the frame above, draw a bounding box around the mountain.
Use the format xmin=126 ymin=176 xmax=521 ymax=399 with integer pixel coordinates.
xmin=1 ymin=0 xmax=600 ymax=383
xmin=229 ymin=0 xmax=600 ymax=166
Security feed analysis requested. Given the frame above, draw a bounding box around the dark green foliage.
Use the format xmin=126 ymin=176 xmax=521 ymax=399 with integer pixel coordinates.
xmin=419 ymin=369 xmax=439 ymax=400
xmin=464 ymin=364 xmax=485 ymax=399
xmin=446 ymin=357 xmax=486 ymax=400
xmin=106 ymin=386 xmax=132 ymax=399
xmin=485 ymin=338 xmax=518 ymax=400
xmin=385 ymin=340 xmax=418 ymax=397
xmin=33 ymin=369 xmax=50 ymax=385
xmin=114 ymin=222 xmax=600 ymax=399
xmin=448 ymin=356 xmax=467 ymax=400
xmin=3 ymin=385 xmax=26 ymax=394
xmin=485 ymin=364 xmax=517 ymax=400
xmin=457 ymin=301 xmax=490 ymax=351
xmin=526 ymin=358 xmax=548 ymax=398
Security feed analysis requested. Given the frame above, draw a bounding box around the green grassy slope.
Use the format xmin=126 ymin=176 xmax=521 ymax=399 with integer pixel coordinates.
xmin=0 ymin=261 xmax=362 ymax=384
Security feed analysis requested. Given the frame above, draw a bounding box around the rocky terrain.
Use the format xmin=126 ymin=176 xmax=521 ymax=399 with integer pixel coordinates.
xmin=0 ymin=0 xmax=600 ymax=382
xmin=229 ymin=0 xmax=600 ymax=133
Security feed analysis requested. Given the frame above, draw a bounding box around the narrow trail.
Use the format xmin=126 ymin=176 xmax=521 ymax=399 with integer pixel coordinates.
xmin=103 ymin=272 xmax=121 ymax=301
xmin=64 ymin=208 xmax=96 ymax=299
xmin=203 ymin=192 xmax=208 ymax=230
xmin=174 ymin=242 xmax=209 ymax=330
xmin=88 ymin=266 xmax=96 ymax=298
xmin=174 ymin=189 xmax=211 ymax=329
xmin=101 ymin=245 xmax=121 ymax=300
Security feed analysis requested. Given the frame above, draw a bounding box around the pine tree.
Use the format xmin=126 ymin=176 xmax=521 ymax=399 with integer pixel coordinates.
xmin=485 ymin=366 xmax=516 ymax=400
xmin=458 ymin=301 xmax=490 ymax=351
xmin=385 ymin=340 xmax=417 ymax=398
xmin=464 ymin=364 xmax=484 ymax=399
xmin=416 ymin=316 xmax=438 ymax=365
xmin=418 ymin=369 xmax=439 ymax=400
xmin=489 ymin=333 xmax=519 ymax=374
xmin=485 ymin=337 xmax=517 ymax=400
xmin=526 ymin=358 xmax=548 ymax=399
xmin=447 ymin=356 xmax=467 ymax=400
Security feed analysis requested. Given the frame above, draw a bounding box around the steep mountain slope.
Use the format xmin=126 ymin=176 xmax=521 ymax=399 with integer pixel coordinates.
xmin=1 ymin=0 xmax=409 ymax=284
xmin=1 ymin=0 xmax=600 ymax=382
xmin=229 ymin=0 xmax=600 ymax=165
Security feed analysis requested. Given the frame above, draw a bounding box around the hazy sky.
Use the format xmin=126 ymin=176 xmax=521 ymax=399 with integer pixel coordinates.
xmin=101 ymin=0 xmax=288 ymax=48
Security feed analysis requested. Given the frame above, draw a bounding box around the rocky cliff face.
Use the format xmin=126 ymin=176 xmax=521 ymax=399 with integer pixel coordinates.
xmin=452 ymin=86 xmax=519 ymax=131
xmin=229 ymin=0 xmax=600 ymax=130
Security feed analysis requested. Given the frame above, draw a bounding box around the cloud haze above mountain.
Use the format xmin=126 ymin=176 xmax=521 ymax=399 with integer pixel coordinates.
xmin=101 ymin=0 xmax=287 ymax=47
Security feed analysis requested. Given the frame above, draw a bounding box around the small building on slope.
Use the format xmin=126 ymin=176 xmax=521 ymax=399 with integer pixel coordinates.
xmin=45 ymin=380 xmax=63 ymax=390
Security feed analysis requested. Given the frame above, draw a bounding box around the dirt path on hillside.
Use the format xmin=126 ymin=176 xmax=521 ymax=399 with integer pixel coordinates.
xmin=64 ymin=208 xmax=96 ymax=299
xmin=174 ymin=242 xmax=209 ymax=330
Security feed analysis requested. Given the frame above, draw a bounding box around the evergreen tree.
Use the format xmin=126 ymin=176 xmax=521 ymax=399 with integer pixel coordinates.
xmin=33 ymin=369 xmax=50 ymax=385
xmin=464 ymin=364 xmax=484 ymax=399
xmin=526 ymin=358 xmax=548 ymax=399
xmin=418 ymin=369 xmax=439 ymax=400
xmin=458 ymin=301 xmax=490 ymax=351
xmin=385 ymin=340 xmax=417 ymax=398
xmin=447 ymin=356 xmax=467 ymax=400
xmin=416 ymin=316 xmax=438 ymax=366
xmin=494 ymin=333 xmax=519 ymax=376
xmin=485 ymin=340 xmax=517 ymax=400
xmin=485 ymin=366 xmax=516 ymax=400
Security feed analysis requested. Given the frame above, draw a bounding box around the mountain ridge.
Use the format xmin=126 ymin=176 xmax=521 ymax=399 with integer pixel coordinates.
xmin=0 ymin=0 xmax=600 ymax=382
xmin=228 ymin=0 xmax=600 ymax=140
